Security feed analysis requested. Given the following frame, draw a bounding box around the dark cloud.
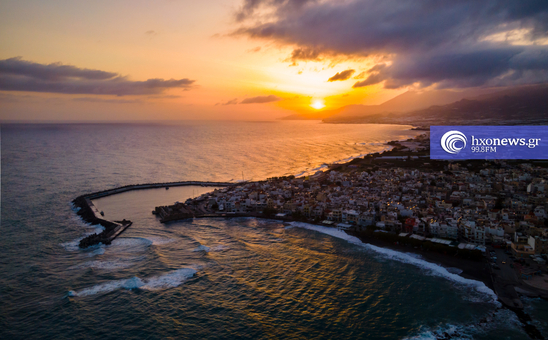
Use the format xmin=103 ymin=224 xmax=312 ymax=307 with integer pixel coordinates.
xmin=355 ymin=47 xmax=548 ymax=88
xmin=240 ymin=95 xmax=281 ymax=103
xmin=0 ymin=57 xmax=117 ymax=81
xmin=328 ymin=69 xmax=355 ymax=82
xmin=0 ymin=57 xmax=195 ymax=96
xmin=353 ymin=73 xmax=386 ymax=88
xmin=73 ymin=97 xmax=143 ymax=104
xmin=145 ymin=30 xmax=157 ymax=35
xmin=234 ymin=0 xmax=548 ymax=88
xmin=235 ymin=0 xmax=318 ymax=22
xmin=284 ymin=47 xmax=322 ymax=65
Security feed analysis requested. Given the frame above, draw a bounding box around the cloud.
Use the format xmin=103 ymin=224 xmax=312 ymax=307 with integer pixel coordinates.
xmin=235 ymin=0 xmax=318 ymax=22
xmin=247 ymin=46 xmax=262 ymax=53
xmin=216 ymin=98 xmax=239 ymax=105
xmin=284 ymin=47 xmax=322 ymax=65
xmin=233 ymin=0 xmax=548 ymax=89
xmin=147 ymin=94 xmax=182 ymax=99
xmin=353 ymin=73 xmax=386 ymax=88
xmin=73 ymin=97 xmax=143 ymax=104
xmin=0 ymin=92 xmax=61 ymax=104
xmin=0 ymin=57 xmax=117 ymax=81
xmin=145 ymin=30 xmax=157 ymax=35
xmin=353 ymin=71 xmax=366 ymax=79
xmin=0 ymin=57 xmax=195 ymax=96
xmin=240 ymin=95 xmax=281 ymax=103
xmin=328 ymin=69 xmax=355 ymax=82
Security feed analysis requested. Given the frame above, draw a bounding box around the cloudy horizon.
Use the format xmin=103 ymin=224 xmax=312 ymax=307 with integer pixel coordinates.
xmin=1 ymin=0 xmax=547 ymax=121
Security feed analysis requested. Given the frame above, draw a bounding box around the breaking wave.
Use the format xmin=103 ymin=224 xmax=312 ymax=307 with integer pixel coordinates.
xmin=403 ymin=308 xmax=522 ymax=339
xmin=193 ymin=245 xmax=210 ymax=252
xmin=60 ymin=225 xmax=105 ymax=252
xmin=68 ymin=256 xmax=146 ymax=270
xmin=145 ymin=237 xmax=176 ymax=246
xmin=68 ymin=267 xmax=197 ymax=297
xmin=107 ymin=237 xmax=153 ymax=253
xmin=68 ymin=260 xmax=133 ymax=270
xmin=288 ymin=222 xmax=499 ymax=303
xmin=192 ymin=244 xmax=229 ymax=252
xmin=211 ymin=245 xmax=230 ymax=252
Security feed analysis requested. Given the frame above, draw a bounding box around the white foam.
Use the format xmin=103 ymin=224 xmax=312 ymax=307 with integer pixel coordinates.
xmin=403 ymin=308 xmax=523 ymax=339
xmin=87 ymin=247 xmax=105 ymax=257
xmin=68 ymin=259 xmax=133 ymax=270
xmin=193 ymin=245 xmax=210 ymax=252
xmin=108 ymin=237 xmax=153 ymax=253
xmin=288 ymin=222 xmax=499 ymax=303
xmin=446 ymin=267 xmax=464 ymax=275
xmin=70 ymin=202 xmax=81 ymax=212
xmin=404 ymin=323 xmax=472 ymax=340
xmin=294 ymin=171 xmax=307 ymax=178
xmin=60 ymin=239 xmax=81 ymax=252
xmin=68 ymin=267 xmax=197 ymax=297
xmin=71 ymin=276 xmax=145 ymax=297
xmin=211 ymin=245 xmax=230 ymax=252
xmin=141 ymin=268 xmax=197 ymax=291
xmin=310 ymin=164 xmax=329 ymax=172
xmin=146 ymin=237 xmax=176 ymax=246
xmin=60 ymin=225 xmax=106 ymax=252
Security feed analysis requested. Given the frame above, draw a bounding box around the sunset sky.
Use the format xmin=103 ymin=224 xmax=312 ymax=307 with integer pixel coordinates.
xmin=1 ymin=0 xmax=548 ymax=121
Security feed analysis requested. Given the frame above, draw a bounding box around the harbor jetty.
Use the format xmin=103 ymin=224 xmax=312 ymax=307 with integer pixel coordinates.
xmin=73 ymin=180 xmax=235 ymax=248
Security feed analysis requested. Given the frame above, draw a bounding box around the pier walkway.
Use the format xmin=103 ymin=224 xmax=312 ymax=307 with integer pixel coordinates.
xmin=74 ymin=181 xmax=235 ymax=248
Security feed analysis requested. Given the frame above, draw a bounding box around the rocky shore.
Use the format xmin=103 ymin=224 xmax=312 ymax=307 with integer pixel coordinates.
xmin=72 ymin=195 xmax=132 ymax=248
xmin=346 ymin=230 xmax=494 ymax=289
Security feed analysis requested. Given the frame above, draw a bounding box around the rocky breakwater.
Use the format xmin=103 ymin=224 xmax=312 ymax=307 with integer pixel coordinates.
xmin=72 ymin=195 xmax=133 ymax=248
xmin=153 ymin=203 xmax=195 ymax=223
xmin=78 ymin=219 xmax=132 ymax=248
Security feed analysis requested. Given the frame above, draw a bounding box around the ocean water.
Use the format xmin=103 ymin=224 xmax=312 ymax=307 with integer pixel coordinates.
xmin=1 ymin=121 xmax=546 ymax=339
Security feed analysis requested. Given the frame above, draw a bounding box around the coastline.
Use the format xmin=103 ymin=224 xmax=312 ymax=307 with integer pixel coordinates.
xmin=284 ymin=221 xmax=497 ymax=300
xmin=345 ymin=230 xmax=494 ymax=290
xmin=70 ymin=132 xmax=548 ymax=338
xmin=73 ymin=181 xmax=236 ymax=248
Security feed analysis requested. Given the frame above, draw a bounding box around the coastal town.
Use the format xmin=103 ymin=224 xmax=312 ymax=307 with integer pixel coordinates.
xmin=155 ymin=133 xmax=548 ymax=309
xmin=70 ymin=132 xmax=548 ymax=338
xmin=182 ymin=134 xmax=547 ymax=261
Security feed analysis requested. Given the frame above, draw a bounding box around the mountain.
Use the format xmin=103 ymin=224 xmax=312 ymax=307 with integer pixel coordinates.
xmin=280 ymin=88 xmax=496 ymax=121
xmin=323 ymin=84 xmax=548 ymax=125
xmin=332 ymin=88 xmax=496 ymax=119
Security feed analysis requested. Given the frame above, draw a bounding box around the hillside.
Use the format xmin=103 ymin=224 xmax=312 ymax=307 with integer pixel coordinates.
xmin=280 ymin=88 xmax=495 ymax=121
xmin=322 ymin=84 xmax=548 ymax=125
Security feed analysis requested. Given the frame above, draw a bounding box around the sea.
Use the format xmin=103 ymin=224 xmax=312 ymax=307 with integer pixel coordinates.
xmin=1 ymin=120 xmax=547 ymax=340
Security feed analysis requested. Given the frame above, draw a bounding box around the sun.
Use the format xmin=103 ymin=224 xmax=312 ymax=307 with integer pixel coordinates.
xmin=310 ymin=98 xmax=325 ymax=110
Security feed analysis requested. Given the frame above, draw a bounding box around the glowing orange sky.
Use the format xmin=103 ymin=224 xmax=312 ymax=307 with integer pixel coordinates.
xmin=0 ymin=0 xmax=403 ymax=121
xmin=3 ymin=1 xmax=547 ymax=121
